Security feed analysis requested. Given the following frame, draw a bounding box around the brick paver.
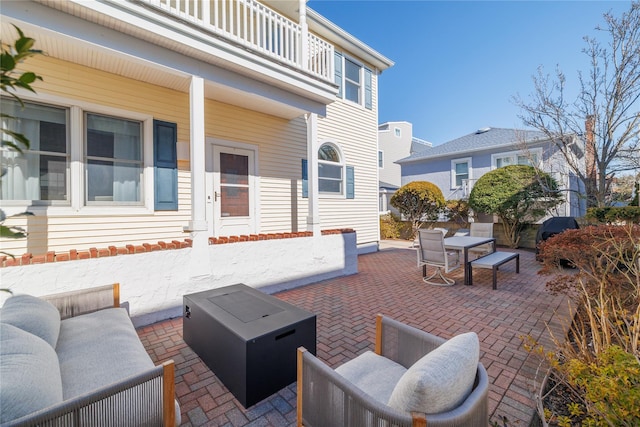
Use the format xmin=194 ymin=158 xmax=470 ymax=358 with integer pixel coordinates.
xmin=137 ymin=243 xmax=572 ymax=426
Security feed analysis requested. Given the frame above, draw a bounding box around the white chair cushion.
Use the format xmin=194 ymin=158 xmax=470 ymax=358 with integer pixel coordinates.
xmin=0 ymin=323 xmax=63 ymax=423
xmin=335 ymin=350 xmax=407 ymax=404
xmin=387 ymin=332 xmax=479 ymax=414
xmin=1 ymin=294 xmax=61 ymax=348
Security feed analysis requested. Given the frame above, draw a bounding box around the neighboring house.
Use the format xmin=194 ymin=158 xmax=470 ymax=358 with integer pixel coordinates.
xmin=397 ymin=127 xmax=587 ymax=219
xmin=0 ymin=0 xmax=393 ymax=324
xmin=377 ymin=121 xmax=431 ymax=213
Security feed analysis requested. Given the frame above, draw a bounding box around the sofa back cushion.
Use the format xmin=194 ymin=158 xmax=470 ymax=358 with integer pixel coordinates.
xmin=387 ymin=332 xmax=480 ymax=414
xmin=1 ymin=294 xmax=61 ymax=348
xmin=0 ymin=323 xmax=64 ymax=423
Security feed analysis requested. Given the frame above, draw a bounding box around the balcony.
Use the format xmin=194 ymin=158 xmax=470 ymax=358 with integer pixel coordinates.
xmin=138 ymin=0 xmax=334 ymax=82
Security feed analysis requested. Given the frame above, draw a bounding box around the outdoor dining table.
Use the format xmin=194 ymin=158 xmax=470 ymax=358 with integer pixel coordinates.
xmin=444 ymin=236 xmax=497 ymax=285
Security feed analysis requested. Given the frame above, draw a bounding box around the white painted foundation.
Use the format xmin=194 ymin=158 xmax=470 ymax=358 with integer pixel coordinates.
xmin=0 ymin=233 xmax=358 ymax=327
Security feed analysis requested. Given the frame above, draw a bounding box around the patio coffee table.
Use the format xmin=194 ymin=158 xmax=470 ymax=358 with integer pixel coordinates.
xmin=183 ymin=284 xmax=316 ymax=407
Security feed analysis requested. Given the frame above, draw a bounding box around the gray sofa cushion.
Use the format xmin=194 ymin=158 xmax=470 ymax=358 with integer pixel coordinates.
xmin=1 ymin=294 xmax=61 ymax=347
xmin=0 ymin=323 xmax=64 ymax=423
xmin=56 ymin=307 xmax=154 ymax=399
xmin=335 ymin=350 xmax=407 ymax=404
xmin=387 ymin=332 xmax=480 ymax=414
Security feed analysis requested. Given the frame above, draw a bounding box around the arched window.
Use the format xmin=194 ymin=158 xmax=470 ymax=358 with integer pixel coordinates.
xmin=318 ymin=143 xmax=344 ymax=195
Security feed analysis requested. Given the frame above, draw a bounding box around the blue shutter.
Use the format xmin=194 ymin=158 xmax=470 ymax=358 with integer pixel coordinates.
xmin=346 ymin=166 xmax=355 ymax=199
xmin=334 ymin=51 xmax=343 ymax=98
xmin=364 ymin=68 xmax=373 ymax=110
xmin=302 ymin=159 xmax=308 ymax=198
xmin=153 ymin=120 xmax=178 ymax=210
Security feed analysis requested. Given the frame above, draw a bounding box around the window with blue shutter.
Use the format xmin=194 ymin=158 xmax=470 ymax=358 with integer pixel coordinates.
xmin=153 ymin=120 xmax=178 ymax=210
xmin=334 ymin=51 xmax=343 ymax=98
xmin=302 ymin=159 xmax=308 ymax=198
xmin=346 ymin=166 xmax=355 ymax=199
xmin=364 ymin=68 xmax=373 ymax=110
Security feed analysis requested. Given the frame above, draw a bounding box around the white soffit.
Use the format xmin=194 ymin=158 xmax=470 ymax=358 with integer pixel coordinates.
xmin=3 ymin=0 xmax=331 ymax=118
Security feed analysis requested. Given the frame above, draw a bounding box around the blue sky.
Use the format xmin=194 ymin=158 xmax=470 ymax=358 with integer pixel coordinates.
xmin=308 ymin=0 xmax=633 ymax=145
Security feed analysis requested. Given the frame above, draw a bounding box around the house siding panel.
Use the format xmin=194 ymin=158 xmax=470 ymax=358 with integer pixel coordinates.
xmin=316 ymin=72 xmax=380 ymax=246
xmin=2 ymin=48 xmax=383 ymax=254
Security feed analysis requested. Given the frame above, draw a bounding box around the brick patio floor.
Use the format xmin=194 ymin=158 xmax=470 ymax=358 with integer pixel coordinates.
xmin=137 ymin=242 xmax=572 ymax=426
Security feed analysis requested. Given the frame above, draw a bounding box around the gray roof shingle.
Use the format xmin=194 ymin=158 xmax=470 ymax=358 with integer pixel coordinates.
xmin=397 ymin=127 xmax=549 ymax=163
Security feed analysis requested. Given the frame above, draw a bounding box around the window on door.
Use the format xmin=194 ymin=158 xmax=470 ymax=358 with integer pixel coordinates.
xmin=220 ymin=153 xmax=249 ymax=217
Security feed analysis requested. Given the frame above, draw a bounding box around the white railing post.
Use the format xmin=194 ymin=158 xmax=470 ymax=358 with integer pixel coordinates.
xmin=299 ymin=0 xmax=308 ymax=70
xmin=202 ymin=0 xmax=210 ymax=26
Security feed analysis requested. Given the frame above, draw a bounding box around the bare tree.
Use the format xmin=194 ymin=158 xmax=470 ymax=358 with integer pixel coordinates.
xmin=515 ymin=2 xmax=640 ymax=207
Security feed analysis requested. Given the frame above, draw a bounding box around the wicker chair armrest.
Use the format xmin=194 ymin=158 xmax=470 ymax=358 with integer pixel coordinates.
xmin=4 ymin=360 xmax=178 ymax=427
xmin=297 ymin=347 xmax=416 ymax=427
xmin=376 ymin=315 xmax=445 ymax=368
xmin=41 ymin=283 xmax=120 ymax=319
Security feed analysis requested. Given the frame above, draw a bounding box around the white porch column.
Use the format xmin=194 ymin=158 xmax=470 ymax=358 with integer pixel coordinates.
xmin=186 ymin=76 xmax=208 ymax=233
xmin=306 ymin=113 xmax=320 ymax=236
xmin=299 ymin=0 xmax=308 ymax=70
xmin=186 ymin=75 xmax=210 ymax=278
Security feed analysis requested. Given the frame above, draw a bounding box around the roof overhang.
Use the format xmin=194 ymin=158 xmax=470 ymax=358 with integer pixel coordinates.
xmin=2 ymin=0 xmax=338 ymax=119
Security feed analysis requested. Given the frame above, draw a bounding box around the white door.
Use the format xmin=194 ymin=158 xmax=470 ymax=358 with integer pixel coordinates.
xmin=211 ymin=145 xmax=256 ymax=236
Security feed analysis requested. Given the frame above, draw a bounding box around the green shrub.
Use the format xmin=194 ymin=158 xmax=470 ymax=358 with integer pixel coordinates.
xmin=390 ymin=181 xmax=444 ymax=238
xmin=469 ymin=165 xmax=563 ymax=248
xmin=586 ymin=206 xmax=640 ymax=224
xmin=379 ymin=213 xmax=403 ymax=239
xmin=566 ymin=345 xmax=640 ymax=426
xmin=445 ymin=199 xmax=470 ymax=227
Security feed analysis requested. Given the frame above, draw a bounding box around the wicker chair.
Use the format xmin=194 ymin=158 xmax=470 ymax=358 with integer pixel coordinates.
xmin=297 ymin=315 xmax=488 ymax=427
xmin=417 ymin=229 xmax=461 ymax=286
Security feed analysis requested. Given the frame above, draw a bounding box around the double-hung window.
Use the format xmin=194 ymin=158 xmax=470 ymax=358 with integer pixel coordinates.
xmin=0 ymin=96 xmax=175 ymax=212
xmin=85 ymin=113 xmax=143 ymax=205
xmin=334 ymin=51 xmax=373 ymax=109
xmin=451 ymin=158 xmax=472 ymax=188
xmin=1 ymin=99 xmax=69 ymax=204
xmin=318 ymin=143 xmax=344 ymax=194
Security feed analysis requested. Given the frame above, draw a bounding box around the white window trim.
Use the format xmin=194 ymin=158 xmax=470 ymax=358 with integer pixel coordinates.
xmin=378 ymin=150 xmax=384 ymax=168
xmin=451 ymin=157 xmax=472 ymax=189
xmin=318 ymin=141 xmax=346 ymax=199
xmin=491 ymin=148 xmax=543 ymax=169
xmin=0 ymin=91 xmax=155 ymax=216
xmin=338 ymin=53 xmax=366 ymax=109
xmin=394 ymin=127 xmax=401 ymax=137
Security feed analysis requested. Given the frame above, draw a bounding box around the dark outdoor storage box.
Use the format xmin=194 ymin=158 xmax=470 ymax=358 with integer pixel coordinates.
xmin=183 ymin=284 xmax=316 ymax=407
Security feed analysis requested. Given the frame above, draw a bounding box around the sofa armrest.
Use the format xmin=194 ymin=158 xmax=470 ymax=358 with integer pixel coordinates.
xmin=41 ymin=284 xmax=120 ymax=319
xmin=3 ymin=360 xmax=179 ymax=427
xmin=375 ymin=314 xmax=445 ymax=368
xmin=297 ymin=347 xmax=417 ymax=427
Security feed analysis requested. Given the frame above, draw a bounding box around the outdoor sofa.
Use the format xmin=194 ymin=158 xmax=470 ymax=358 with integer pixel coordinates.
xmin=0 ymin=284 xmax=180 ymax=426
xmin=297 ymin=314 xmax=488 ymax=426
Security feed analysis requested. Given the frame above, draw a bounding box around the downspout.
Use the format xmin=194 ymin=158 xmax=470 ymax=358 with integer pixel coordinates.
xmin=306 ymin=113 xmax=320 ymax=236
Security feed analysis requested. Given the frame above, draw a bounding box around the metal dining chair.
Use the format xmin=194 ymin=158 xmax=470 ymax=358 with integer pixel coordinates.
xmin=417 ymin=229 xmax=461 ymax=286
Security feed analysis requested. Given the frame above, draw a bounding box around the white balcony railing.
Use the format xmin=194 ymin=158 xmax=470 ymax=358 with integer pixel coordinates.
xmin=139 ymin=0 xmax=333 ymax=81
